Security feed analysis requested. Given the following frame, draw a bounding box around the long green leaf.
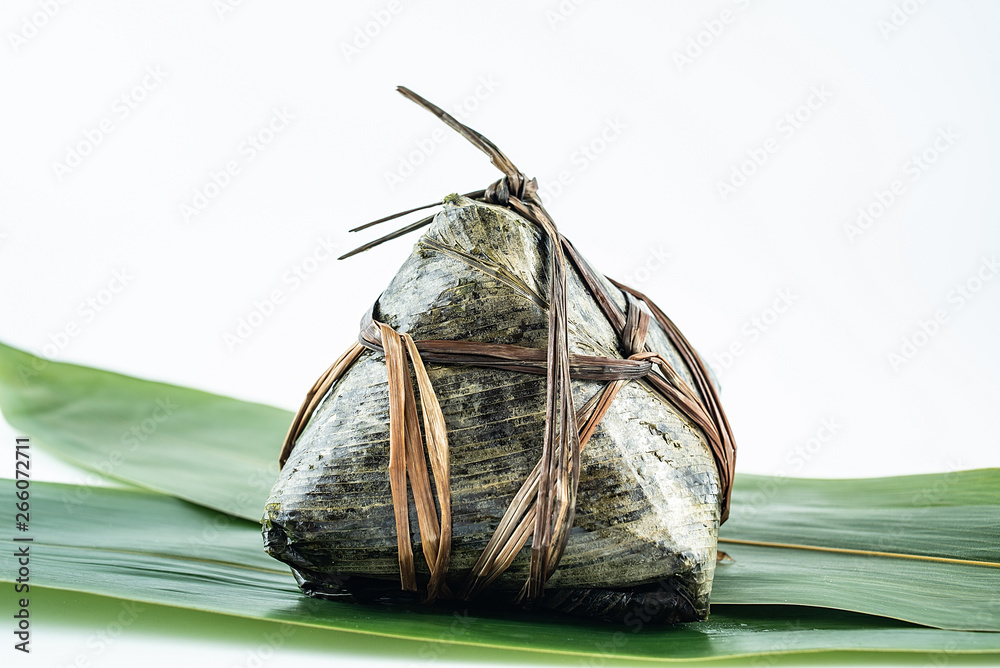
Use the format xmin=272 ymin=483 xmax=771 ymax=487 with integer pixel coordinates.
xmin=713 ymin=543 xmax=1000 ymax=633
xmin=723 ymin=470 xmax=1000 ymax=559
xmin=712 ymin=472 xmax=1000 ymax=632
xmin=3 ymin=480 xmax=999 ymax=663
xmin=1 ymin=341 xmax=998 ymax=633
xmin=0 ymin=340 xmax=287 ymax=519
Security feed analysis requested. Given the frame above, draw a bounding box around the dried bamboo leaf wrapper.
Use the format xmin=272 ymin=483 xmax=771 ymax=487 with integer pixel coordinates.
xmin=264 ymin=196 xmax=721 ymax=621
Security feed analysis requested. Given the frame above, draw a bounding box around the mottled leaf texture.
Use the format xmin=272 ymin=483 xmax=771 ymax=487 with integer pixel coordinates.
xmin=264 ymin=198 xmax=721 ymax=622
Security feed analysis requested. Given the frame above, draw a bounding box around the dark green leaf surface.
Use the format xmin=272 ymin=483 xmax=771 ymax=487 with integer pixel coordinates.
xmin=3 ymin=481 xmax=999 ymax=663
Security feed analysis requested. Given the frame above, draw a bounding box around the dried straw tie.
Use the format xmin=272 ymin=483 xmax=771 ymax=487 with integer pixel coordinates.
xmin=278 ymin=87 xmax=737 ymax=605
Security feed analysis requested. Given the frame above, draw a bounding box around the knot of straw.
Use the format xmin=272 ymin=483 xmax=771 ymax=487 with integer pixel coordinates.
xmin=484 ymin=172 xmax=537 ymax=207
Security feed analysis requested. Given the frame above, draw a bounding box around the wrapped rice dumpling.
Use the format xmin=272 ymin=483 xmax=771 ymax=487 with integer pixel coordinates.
xmin=263 ymin=88 xmax=736 ymax=624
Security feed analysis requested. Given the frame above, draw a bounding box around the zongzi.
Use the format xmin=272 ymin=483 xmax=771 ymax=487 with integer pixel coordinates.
xmin=262 ymin=87 xmax=736 ymax=625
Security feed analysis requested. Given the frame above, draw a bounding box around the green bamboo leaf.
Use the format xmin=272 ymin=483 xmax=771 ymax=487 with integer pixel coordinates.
xmin=1 ymin=341 xmax=998 ymax=633
xmin=722 ymin=470 xmax=1000 ymax=559
xmin=3 ymin=480 xmax=999 ymax=663
xmin=713 ymin=543 xmax=1000 ymax=633
xmin=0 ymin=340 xmax=286 ymax=519
xmin=712 ymin=471 xmax=1000 ymax=632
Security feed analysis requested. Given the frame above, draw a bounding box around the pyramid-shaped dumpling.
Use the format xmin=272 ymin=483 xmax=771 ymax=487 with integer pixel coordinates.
xmin=263 ymin=195 xmax=723 ymax=623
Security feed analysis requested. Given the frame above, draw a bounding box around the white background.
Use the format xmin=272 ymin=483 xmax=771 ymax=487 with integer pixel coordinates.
xmin=2 ymin=1 xmax=999 ymax=666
